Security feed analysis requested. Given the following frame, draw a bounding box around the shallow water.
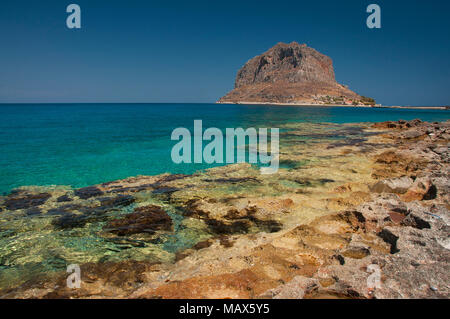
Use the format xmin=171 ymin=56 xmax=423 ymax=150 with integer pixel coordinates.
xmin=0 ymin=105 xmax=449 ymax=291
xmin=0 ymin=103 xmax=448 ymax=194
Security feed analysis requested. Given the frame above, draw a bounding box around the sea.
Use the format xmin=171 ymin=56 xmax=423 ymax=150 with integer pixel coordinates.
xmin=0 ymin=103 xmax=448 ymax=195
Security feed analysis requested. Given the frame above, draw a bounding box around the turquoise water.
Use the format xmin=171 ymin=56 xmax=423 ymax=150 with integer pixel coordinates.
xmin=0 ymin=103 xmax=448 ymax=195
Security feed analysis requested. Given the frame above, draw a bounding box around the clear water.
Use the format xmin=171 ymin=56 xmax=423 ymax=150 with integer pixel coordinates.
xmin=0 ymin=103 xmax=448 ymax=194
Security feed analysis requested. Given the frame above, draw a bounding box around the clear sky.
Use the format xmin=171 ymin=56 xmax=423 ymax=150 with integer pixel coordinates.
xmin=0 ymin=0 xmax=449 ymax=106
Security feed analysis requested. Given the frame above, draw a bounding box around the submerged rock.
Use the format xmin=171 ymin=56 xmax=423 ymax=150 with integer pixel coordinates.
xmin=74 ymin=186 xmax=104 ymax=199
xmin=52 ymin=213 xmax=89 ymax=229
xmin=97 ymin=195 xmax=135 ymax=208
xmin=181 ymin=198 xmax=285 ymax=234
xmin=4 ymin=192 xmax=51 ymax=210
xmin=56 ymin=194 xmax=72 ymax=202
xmin=105 ymin=205 xmax=173 ymax=236
xmin=1 ymin=120 xmax=449 ymax=299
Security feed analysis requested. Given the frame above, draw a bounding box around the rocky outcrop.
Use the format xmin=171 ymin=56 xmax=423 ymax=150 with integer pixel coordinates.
xmin=1 ymin=120 xmax=448 ymax=299
xmin=218 ymin=42 xmax=369 ymax=105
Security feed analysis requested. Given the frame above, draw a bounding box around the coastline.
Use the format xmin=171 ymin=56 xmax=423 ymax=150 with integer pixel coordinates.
xmin=216 ymin=101 xmax=449 ymax=110
xmin=0 ymin=118 xmax=449 ymax=298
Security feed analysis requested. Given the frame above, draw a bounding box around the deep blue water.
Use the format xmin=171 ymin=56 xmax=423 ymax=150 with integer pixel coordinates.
xmin=0 ymin=103 xmax=448 ymax=195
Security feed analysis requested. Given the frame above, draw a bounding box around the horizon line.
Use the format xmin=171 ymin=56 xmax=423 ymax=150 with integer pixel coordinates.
xmin=0 ymin=102 xmax=449 ymax=108
xmin=0 ymin=102 xmax=219 ymax=105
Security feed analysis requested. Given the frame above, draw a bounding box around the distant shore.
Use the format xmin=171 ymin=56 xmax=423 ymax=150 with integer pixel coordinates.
xmin=373 ymin=105 xmax=449 ymax=110
xmin=216 ymin=101 xmax=449 ymax=110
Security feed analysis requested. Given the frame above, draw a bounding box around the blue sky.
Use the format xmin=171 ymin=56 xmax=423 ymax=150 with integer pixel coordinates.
xmin=0 ymin=0 xmax=449 ymax=105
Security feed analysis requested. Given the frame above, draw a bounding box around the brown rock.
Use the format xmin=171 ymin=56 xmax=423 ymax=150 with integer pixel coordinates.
xmin=74 ymin=186 xmax=104 ymax=199
xmin=261 ymin=276 xmax=319 ymax=299
xmin=218 ymin=42 xmax=364 ymax=104
xmin=372 ymin=119 xmax=423 ymax=130
xmin=141 ymin=269 xmax=262 ymax=299
xmin=4 ymin=192 xmax=52 ymax=210
xmin=370 ymin=176 xmax=414 ymax=194
xmin=388 ymin=211 xmax=407 ymax=224
xmin=401 ymin=178 xmax=437 ymax=202
xmin=105 ymin=205 xmax=173 ymax=236
xmin=372 ymin=121 xmax=399 ymax=129
xmin=341 ymin=246 xmax=371 ymax=259
xmin=372 ymin=151 xmax=429 ymax=178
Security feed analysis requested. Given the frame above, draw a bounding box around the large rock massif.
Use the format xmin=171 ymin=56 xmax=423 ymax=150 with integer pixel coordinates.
xmin=218 ymin=42 xmax=372 ymax=105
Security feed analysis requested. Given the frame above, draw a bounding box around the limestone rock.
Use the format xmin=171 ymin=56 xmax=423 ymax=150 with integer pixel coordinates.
xmin=370 ymin=176 xmax=414 ymax=194
xmin=401 ymin=177 xmax=437 ymax=202
xmin=261 ymin=276 xmax=319 ymax=299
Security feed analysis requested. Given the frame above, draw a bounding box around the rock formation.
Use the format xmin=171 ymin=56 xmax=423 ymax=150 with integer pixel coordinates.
xmin=1 ymin=119 xmax=448 ymax=299
xmin=218 ymin=42 xmax=372 ymax=105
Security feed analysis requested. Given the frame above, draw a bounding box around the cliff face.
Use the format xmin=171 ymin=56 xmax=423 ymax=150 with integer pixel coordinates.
xmin=218 ymin=42 xmax=365 ymax=105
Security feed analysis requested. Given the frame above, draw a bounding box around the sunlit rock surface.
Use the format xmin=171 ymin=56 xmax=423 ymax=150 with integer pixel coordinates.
xmin=218 ymin=42 xmax=365 ymax=105
xmin=0 ymin=120 xmax=449 ymax=298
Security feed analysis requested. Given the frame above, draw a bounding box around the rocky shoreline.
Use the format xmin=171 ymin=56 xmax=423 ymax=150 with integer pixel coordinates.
xmin=0 ymin=119 xmax=449 ymax=299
